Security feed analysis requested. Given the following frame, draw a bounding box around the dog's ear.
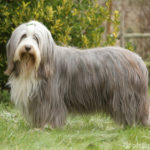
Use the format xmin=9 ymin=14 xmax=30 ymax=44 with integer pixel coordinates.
xmin=38 ymin=30 xmax=55 ymax=79
xmin=4 ymin=39 xmax=14 ymax=76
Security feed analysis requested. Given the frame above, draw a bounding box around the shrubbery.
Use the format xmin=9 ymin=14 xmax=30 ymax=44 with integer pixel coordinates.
xmin=0 ymin=90 xmax=10 ymax=103
xmin=0 ymin=0 xmax=119 ymax=89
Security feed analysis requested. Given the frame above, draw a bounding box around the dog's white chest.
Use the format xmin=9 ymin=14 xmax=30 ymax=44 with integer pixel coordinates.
xmin=8 ymin=74 xmax=38 ymax=110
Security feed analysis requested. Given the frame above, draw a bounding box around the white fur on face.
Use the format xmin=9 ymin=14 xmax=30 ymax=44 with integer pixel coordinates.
xmin=14 ymin=25 xmax=41 ymax=71
xmin=6 ymin=20 xmax=55 ymax=76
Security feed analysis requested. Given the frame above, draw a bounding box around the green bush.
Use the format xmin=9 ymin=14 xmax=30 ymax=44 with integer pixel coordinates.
xmin=0 ymin=0 xmax=119 ymax=89
xmin=125 ymin=41 xmax=135 ymax=52
xmin=0 ymin=90 xmax=10 ymax=103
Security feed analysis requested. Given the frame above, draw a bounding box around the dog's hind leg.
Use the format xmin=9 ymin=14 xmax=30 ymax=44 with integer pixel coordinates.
xmin=141 ymin=104 xmax=150 ymax=127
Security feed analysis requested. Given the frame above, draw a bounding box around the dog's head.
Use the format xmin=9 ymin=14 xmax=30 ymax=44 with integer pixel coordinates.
xmin=5 ymin=21 xmax=55 ymax=78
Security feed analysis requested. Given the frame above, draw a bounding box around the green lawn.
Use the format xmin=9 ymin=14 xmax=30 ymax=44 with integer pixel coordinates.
xmin=0 ymin=97 xmax=150 ymax=150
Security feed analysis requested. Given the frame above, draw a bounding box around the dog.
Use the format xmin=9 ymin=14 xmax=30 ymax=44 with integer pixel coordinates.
xmin=5 ymin=20 xmax=150 ymax=128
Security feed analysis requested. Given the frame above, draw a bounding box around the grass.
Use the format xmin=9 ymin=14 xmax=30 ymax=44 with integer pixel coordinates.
xmin=0 ymin=93 xmax=150 ymax=150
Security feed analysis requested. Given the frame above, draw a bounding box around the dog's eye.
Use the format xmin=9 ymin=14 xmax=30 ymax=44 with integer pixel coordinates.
xmin=19 ymin=34 xmax=27 ymax=44
xmin=21 ymin=34 xmax=27 ymax=40
xmin=33 ymin=35 xmax=39 ymax=45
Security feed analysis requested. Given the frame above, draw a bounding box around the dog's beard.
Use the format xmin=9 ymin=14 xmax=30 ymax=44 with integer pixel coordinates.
xmin=21 ymin=52 xmax=35 ymax=67
xmin=14 ymin=44 xmax=41 ymax=77
xmin=18 ymin=52 xmax=37 ymax=78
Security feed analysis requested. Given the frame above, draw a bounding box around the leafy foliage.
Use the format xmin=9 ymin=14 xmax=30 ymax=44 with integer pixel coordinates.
xmin=125 ymin=41 xmax=135 ymax=52
xmin=0 ymin=0 xmax=119 ymax=89
xmin=0 ymin=90 xmax=10 ymax=103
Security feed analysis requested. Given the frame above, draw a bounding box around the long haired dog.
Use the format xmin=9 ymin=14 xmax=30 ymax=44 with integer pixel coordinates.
xmin=5 ymin=21 xmax=150 ymax=128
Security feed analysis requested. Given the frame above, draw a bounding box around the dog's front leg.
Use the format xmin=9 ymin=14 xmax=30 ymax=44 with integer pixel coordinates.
xmin=50 ymin=104 xmax=68 ymax=128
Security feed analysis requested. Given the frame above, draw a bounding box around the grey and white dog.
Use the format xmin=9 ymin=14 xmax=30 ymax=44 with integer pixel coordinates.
xmin=5 ymin=20 xmax=150 ymax=128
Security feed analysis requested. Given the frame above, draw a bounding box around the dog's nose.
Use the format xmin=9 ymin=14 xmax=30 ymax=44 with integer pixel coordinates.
xmin=25 ymin=45 xmax=31 ymax=52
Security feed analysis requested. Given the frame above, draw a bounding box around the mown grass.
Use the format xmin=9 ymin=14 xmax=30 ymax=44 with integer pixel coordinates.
xmin=0 ymin=92 xmax=150 ymax=150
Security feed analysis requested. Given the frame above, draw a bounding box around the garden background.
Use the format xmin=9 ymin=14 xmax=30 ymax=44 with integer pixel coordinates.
xmin=0 ymin=0 xmax=150 ymax=150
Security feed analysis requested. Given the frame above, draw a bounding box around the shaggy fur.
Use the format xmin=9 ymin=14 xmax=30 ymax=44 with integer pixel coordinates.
xmin=5 ymin=21 xmax=150 ymax=128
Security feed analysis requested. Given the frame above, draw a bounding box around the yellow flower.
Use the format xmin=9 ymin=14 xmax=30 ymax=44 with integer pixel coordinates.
xmin=72 ymin=8 xmax=78 ymax=16
xmin=82 ymin=35 xmax=89 ymax=48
